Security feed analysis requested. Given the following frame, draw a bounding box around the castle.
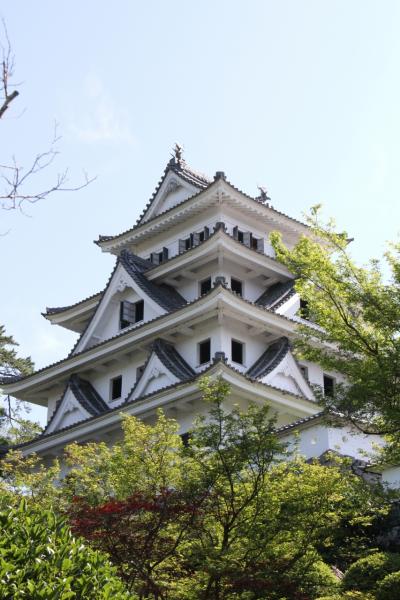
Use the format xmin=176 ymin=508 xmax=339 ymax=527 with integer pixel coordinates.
xmin=2 ymin=146 xmax=397 ymax=486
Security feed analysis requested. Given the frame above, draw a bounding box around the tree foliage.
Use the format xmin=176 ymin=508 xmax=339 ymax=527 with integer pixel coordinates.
xmin=0 ymin=499 xmax=131 ymax=599
xmin=270 ymin=207 xmax=400 ymax=457
xmin=55 ymin=378 xmax=386 ymax=599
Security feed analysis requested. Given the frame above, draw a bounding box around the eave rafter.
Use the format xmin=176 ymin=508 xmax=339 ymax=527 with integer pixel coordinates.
xmin=95 ymin=178 xmax=309 ymax=254
xmin=3 ymin=286 xmax=302 ymax=402
xmin=17 ymin=361 xmax=318 ymax=457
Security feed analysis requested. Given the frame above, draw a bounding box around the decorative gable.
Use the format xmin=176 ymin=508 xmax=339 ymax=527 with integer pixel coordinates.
xmin=73 ymin=251 xmax=185 ymax=354
xmin=127 ymin=339 xmax=195 ymax=402
xmin=141 ymin=170 xmax=200 ymax=223
xmin=45 ymin=375 xmax=108 ymax=435
xmin=247 ymin=338 xmax=314 ymax=400
xmin=138 ymin=147 xmax=211 ymax=225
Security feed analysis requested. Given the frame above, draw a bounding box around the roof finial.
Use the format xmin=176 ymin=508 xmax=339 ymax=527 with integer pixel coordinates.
xmin=257 ymin=185 xmax=271 ymax=205
xmin=172 ymin=142 xmax=184 ymax=166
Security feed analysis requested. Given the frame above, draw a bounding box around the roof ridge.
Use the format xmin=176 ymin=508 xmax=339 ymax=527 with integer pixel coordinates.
xmin=95 ymin=176 xmax=309 ymax=249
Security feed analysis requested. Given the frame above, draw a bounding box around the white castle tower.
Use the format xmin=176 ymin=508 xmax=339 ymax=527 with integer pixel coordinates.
xmin=2 ymin=146 xmax=393 ymax=481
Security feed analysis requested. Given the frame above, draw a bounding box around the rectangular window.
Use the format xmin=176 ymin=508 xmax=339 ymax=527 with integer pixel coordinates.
xmin=200 ymin=277 xmax=212 ymax=295
xmin=231 ymin=278 xmax=243 ymax=297
xmin=231 ymin=339 xmax=244 ymax=365
xmin=299 ymin=299 xmax=309 ymax=320
xmin=237 ymin=230 xmax=244 ymax=243
xmin=299 ymin=365 xmax=309 ymax=381
xmin=181 ymin=432 xmax=190 ymax=447
xmin=323 ymin=374 xmax=335 ymax=397
xmin=120 ymin=300 xmax=144 ymax=329
xmin=110 ymin=375 xmax=122 ymax=401
xmin=199 ymin=339 xmax=211 ymax=365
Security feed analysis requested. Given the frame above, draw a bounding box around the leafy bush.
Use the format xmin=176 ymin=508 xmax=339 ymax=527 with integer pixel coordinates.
xmin=316 ymin=593 xmax=374 ymax=600
xmin=376 ymin=570 xmax=400 ymax=600
xmin=342 ymin=552 xmax=400 ymax=592
xmin=0 ymin=500 xmax=131 ymax=599
xmin=299 ymin=560 xmax=340 ymax=598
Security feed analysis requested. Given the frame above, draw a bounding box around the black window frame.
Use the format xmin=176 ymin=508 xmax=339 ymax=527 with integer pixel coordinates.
xmin=231 ymin=339 xmax=244 ymax=365
xmin=199 ymin=338 xmax=211 ymax=365
xmin=323 ymin=374 xmax=335 ymax=397
xmin=231 ymin=277 xmax=243 ymax=297
xmin=200 ymin=277 xmax=212 ymax=296
xmin=110 ymin=375 xmax=122 ymax=401
xmin=299 ymin=365 xmax=309 ymax=381
xmin=119 ymin=299 xmax=144 ymax=330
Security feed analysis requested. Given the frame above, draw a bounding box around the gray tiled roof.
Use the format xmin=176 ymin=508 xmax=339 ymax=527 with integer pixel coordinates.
xmin=119 ymin=249 xmax=186 ymax=311
xmin=69 ymin=374 xmax=109 ymax=415
xmin=135 ymin=156 xmax=211 ymax=226
xmin=153 ymin=339 xmax=196 ymax=380
xmin=255 ymin=280 xmax=296 ymax=310
xmin=246 ymin=337 xmax=289 ymax=379
xmin=44 ymin=374 xmax=108 ymax=434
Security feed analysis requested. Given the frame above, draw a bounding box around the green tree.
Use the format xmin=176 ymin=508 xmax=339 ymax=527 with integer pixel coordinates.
xmin=270 ymin=207 xmax=400 ymax=457
xmin=0 ymin=499 xmax=132 ymax=600
xmin=0 ymin=325 xmax=40 ymax=445
xmin=59 ymin=378 xmax=385 ymax=600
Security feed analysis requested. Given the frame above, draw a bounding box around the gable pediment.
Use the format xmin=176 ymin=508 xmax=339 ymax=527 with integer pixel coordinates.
xmin=247 ymin=338 xmax=314 ymax=400
xmin=45 ymin=388 xmax=90 ymax=435
xmin=265 ymin=352 xmax=314 ymax=400
xmin=45 ymin=375 xmax=108 ymax=435
xmin=73 ymin=262 xmax=167 ymax=354
xmin=141 ymin=170 xmax=202 ymax=223
xmin=127 ymin=339 xmax=195 ymax=402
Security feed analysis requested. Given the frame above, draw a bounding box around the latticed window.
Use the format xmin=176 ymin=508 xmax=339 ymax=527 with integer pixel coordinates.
xmin=119 ymin=300 xmax=144 ymax=329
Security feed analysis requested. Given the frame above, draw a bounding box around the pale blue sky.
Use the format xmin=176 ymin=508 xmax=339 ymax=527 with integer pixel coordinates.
xmin=2 ymin=1 xmax=400 ymax=425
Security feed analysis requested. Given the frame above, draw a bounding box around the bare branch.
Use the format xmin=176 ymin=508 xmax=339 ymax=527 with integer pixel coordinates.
xmin=0 ymin=22 xmax=95 ymax=212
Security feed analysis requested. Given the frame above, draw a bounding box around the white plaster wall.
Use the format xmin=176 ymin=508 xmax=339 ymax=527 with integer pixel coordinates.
xmin=90 ymin=353 xmax=146 ymax=406
xmin=174 ymin=320 xmax=265 ymax=373
xmin=91 ymin=288 xmax=160 ymax=344
xmin=175 ymin=264 xmax=266 ymax=304
xmin=281 ymin=424 xmax=384 ymax=462
xmin=382 ymin=466 xmax=400 ymax=490
xmin=160 ymin=186 xmax=196 ymax=213
xmin=134 ymin=210 xmax=220 ymax=258
xmin=327 ymin=427 xmax=384 ymax=461
xmin=282 ymin=424 xmax=331 ymax=459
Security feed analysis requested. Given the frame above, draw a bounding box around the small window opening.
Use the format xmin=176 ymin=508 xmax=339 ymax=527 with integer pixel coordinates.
xmin=231 ymin=339 xmax=244 ymax=365
xmin=323 ymin=374 xmax=335 ymax=397
xmin=120 ymin=300 xmax=144 ymax=329
xmin=237 ymin=230 xmax=244 ymax=243
xmin=299 ymin=299 xmax=310 ymax=320
xmin=231 ymin=278 xmax=243 ymax=297
xmin=200 ymin=277 xmax=212 ymax=295
xmin=299 ymin=365 xmax=309 ymax=381
xmin=199 ymin=339 xmax=211 ymax=365
xmin=181 ymin=432 xmax=190 ymax=447
xmin=111 ymin=375 xmax=122 ymax=401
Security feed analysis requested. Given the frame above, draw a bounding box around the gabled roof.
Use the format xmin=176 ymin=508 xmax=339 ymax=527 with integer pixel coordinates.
xmin=44 ymin=374 xmax=108 ymax=434
xmin=152 ymin=339 xmax=195 ymax=380
xmin=95 ymin=154 xmax=310 ymax=252
xmin=119 ymin=250 xmax=186 ymax=312
xmin=247 ymin=337 xmax=290 ymax=379
xmin=255 ymin=280 xmax=296 ymax=310
xmin=69 ymin=374 xmax=109 ymax=415
xmin=16 ymin=356 xmax=318 ymax=453
xmin=3 ymin=284 xmax=309 ymax=396
xmin=135 ymin=152 xmax=210 ymax=225
xmin=126 ymin=338 xmax=196 ymax=402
